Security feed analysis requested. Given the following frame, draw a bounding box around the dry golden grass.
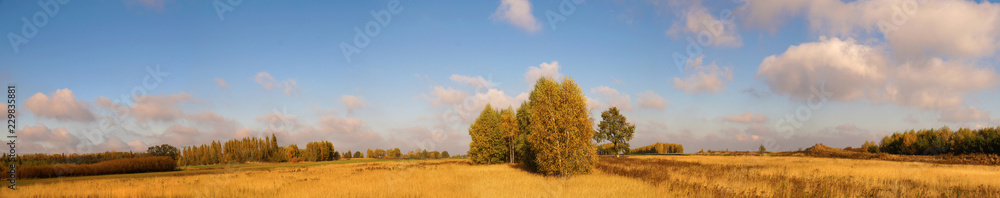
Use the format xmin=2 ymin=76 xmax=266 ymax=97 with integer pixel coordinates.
xmin=599 ymin=155 xmax=1000 ymax=197
xmin=5 ymin=156 xmax=1000 ymax=197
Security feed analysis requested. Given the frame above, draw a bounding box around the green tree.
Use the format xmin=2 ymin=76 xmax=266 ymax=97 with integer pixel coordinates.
xmin=594 ymin=107 xmax=635 ymax=157
xmin=354 ymin=151 xmax=362 ymax=158
xmin=147 ymin=144 xmax=179 ymax=161
xmin=759 ymin=144 xmax=766 ymax=154
xmin=441 ymin=151 xmax=450 ymax=158
xmin=468 ymin=104 xmax=508 ymax=164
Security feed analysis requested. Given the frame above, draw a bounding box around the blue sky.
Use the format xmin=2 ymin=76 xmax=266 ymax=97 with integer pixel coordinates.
xmin=2 ymin=0 xmax=999 ymax=154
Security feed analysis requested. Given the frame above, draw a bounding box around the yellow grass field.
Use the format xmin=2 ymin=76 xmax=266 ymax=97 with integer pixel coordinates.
xmin=5 ymin=156 xmax=1000 ymax=197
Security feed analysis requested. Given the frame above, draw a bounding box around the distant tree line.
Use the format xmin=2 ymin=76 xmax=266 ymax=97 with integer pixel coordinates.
xmin=469 ymin=76 xmax=597 ymax=176
xmin=1 ymin=151 xmax=150 ymax=167
xmin=630 ymin=142 xmax=684 ymax=154
xmin=13 ymin=156 xmax=176 ymax=179
xmin=868 ymin=126 xmax=1000 ymax=155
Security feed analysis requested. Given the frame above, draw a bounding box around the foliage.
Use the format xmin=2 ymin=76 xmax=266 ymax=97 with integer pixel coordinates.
xmin=527 ymin=77 xmax=596 ymax=176
xmin=303 ymin=141 xmax=336 ymax=162
xmin=468 ymin=104 xmax=508 ymax=164
xmin=15 ymin=156 xmax=176 ymax=179
xmin=876 ymin=126 xmax=1000 ymax=155
xmin=499 ymin=107 xmax=518 ymax=163
xmin=631 ymin=143 xmax=684 ymax=154
xmin=594 ymin=107 xmax=635 ymax=157
xmin=147 ymin=144 xmax=180 ymax=161
xmin=181 ymin=134 xmax=287 ymax=166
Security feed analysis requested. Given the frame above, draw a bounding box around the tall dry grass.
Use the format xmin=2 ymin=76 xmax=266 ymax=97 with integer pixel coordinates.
xmin=5 ymin=156 xmax=1000 ymax=197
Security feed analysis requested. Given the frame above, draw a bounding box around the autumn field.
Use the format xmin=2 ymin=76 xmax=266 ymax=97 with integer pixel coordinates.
xmin=3 ymin=155 xmax=998 ymax=197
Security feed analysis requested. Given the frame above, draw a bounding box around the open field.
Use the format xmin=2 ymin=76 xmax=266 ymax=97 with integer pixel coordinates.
xmin=5 ymin=155 xmax=1000 ymax=197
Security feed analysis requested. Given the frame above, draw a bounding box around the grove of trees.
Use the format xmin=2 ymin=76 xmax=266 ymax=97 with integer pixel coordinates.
xmin=469 ymin=76 xmax=597 ymax=176
xmin=873 ymin=126 xmax=1000 ymax=155
xmin=180 ymin=134 xmax=285 ymax=166
xmin=631 ymin=142 xmax=684 ymax=154
xmin=303 ymin=141 xmax=337 ymax=161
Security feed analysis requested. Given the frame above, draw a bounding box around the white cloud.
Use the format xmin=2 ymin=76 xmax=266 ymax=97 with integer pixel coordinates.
xmin=450 ymin=74 xmax=495 ymax=89
xmin=341 ymin=95 xmax=366 ymax=115
xmin=757 ymin=37 xmax=998 ymax=109
xmin=673 ymin=55 xmax=733 ymax=94
xmin=636 ymin=90 xmax=668 ymax=110
xmin=741 ymin=0 xmax=1000 ymax=60
xmin=423 ymin=86 xmax=469 ymax=106
xmin=939 ymin=106 xmax=992 ymax=123
xmin=525 ymin=61 xmax=562 ymax=86
xmin=130 ymin=92 xmax=197 ymax=122
xmin=20 ymin=123 xmax=80 ymax=153
xmin=590 ymin=86 xmax=633 ymax=111
xmin=720 ymin=111 xmax=768 ymax=124
xmin=214 ymin=78 xmax=229 ymax=89
xmin=491 ymin=0 xmax=541 ymax=33
xmin=25 ymin=89 xmax=96 ymax=122
xmin=757 ymin=37 xmax=887 ymax=101
xmin=254 ymin=72 xmax=299 ymax=96
xmin=666 ymin=0 xmax=742 ymax=47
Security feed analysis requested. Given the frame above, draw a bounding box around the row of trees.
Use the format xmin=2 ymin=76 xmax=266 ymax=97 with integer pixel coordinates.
xmin=469 ymin=77 xmax=598 ymax=176
xmin=1 ymin=151 xmax=150 ymax=167
xmin=869 ymin=126 xmax=1000 ymax=155
xmin=14 ymin=156 xmax=176 ymax=179
xmin=180 ymin=134 xmax=283 ymax=166
xmin=630 ymin=142 xmax=684 ymax=154
xmin=363 ymin=148 xmax=450 ymax=159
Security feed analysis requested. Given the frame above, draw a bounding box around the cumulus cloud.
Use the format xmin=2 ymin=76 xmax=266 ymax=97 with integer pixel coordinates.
xmin=635 ymin=90 xmax=668 ymax=110
xmin=25 ymin=89 xmax=96 ymax=122
xmin=214 ymin=78 xmax=229 ymax=88
xmin=525 ymin=61 xmax=562 ymax=86
xmin=187 ymin=110 xmax=242 ymax=135
xmin=491 ymin=0 xmax=541 ymax=33
xmin=20 ymin=123 xmax=80 ymax=153
xmin=254 ymin=72 xmax=299 ymax=95
xmin=939 ymin=106 xmax=992 ymax=123
xmin=130 ymin=92 xmax=196 ymax=122
xmin=590 ymin=86 xmax=633 ymax=111
xmin=720 ymin=111 xmax=768 ymax=124
xmin=741 ymin=0 xmax=1000 ymax=60
xmin=757 ymin=37 xmax=998 ymax=109
xmin=423 ymin=86 xmax=469 ymax=106
xmin=673 ymin=55 xmax=733 ymax=94
xmin=666 ymin=0 xmax=742 ymax=47
xmin=450 ymin=74 xmax=495 ymax=89
xmin=341 ymin=95 xmax=366 ymax=115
